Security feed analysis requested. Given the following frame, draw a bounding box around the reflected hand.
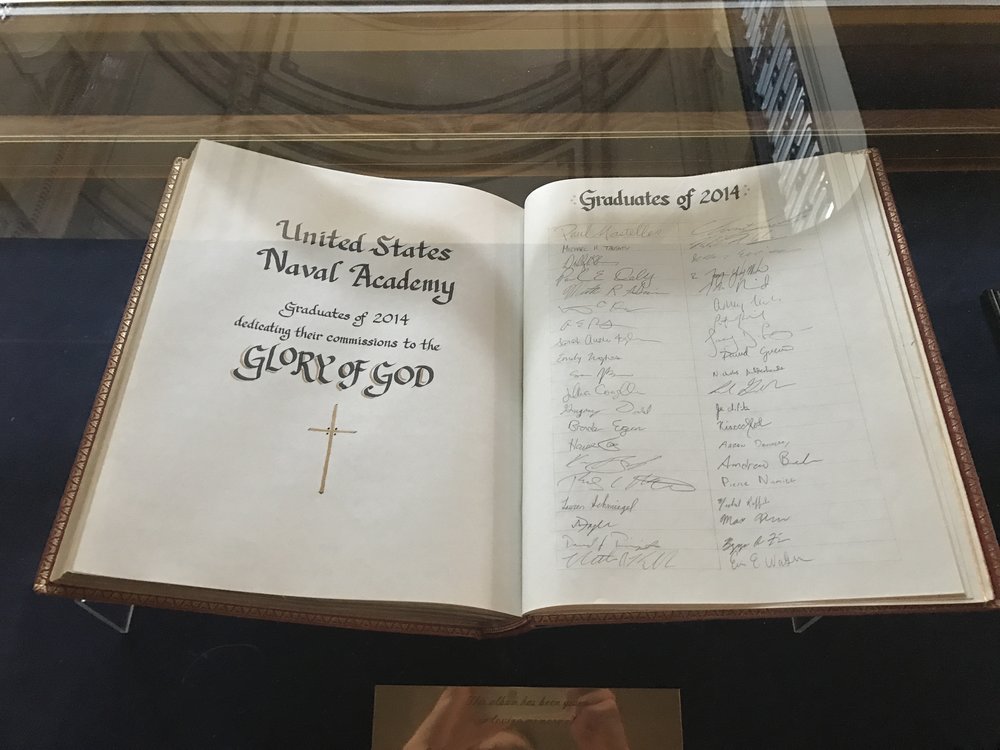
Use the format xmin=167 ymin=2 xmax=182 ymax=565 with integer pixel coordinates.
xmin=567 ymin=688 xmax=630 ymax=750
xmin=403 ymin=686 xmax=508 ymax=750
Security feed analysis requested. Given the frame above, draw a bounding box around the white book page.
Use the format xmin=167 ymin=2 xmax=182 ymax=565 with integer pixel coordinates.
xmin=521 ymin=153 xmax=966 ymax=611
xmin=71 ymin=141 xmax=524 ymax=614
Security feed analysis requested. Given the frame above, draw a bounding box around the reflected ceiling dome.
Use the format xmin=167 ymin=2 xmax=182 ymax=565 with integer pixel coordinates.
xmin=149 ymin=13 xmax=670 ymax=173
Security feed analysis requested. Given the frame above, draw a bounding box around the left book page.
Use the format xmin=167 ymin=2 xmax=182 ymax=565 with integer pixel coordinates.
xmin=52 ymin=141 xmax=525 ymax=615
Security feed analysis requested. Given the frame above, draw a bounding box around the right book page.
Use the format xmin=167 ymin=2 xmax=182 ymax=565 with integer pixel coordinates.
xmin=521 ymin=151 xmax=992 ymax=613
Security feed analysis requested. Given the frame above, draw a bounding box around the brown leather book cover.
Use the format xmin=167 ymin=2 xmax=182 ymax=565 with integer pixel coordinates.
xmin=35 ymin=150 xmax=999 ymax=639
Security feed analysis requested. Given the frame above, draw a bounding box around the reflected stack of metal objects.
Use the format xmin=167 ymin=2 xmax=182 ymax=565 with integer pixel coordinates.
xmin=733 ymin=1 xmax=867 ymax=227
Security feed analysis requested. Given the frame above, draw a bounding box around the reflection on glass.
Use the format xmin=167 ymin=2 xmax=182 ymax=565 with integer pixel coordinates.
xmin=0 ymin=3 xmax=872 ymax=243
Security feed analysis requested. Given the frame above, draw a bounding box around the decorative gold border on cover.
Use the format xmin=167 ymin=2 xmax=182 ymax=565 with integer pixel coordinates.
xmin=522 ymin=598 xmax=1000 ymax=632
xmin=33 ymin=157 xmax=186 ymax=594
xmin=38 ymin=582 xmax=490 ymax=638
xmin=866 ymin=147 xmax=1000 ymax=595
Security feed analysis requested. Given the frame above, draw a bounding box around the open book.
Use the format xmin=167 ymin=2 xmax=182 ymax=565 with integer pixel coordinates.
xmin=36 ymin=141 xmax=999 ymax=637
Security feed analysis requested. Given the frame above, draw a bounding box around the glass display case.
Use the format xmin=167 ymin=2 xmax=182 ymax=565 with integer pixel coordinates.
xmin=3 ymin=3 xmax=999 ymax=747
xmin=9 ymin=5 xmax=995 ymax=239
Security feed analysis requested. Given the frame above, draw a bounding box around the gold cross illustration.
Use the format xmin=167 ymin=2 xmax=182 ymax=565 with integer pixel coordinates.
xmin=307 ymin=403 xmax=357 ymax=494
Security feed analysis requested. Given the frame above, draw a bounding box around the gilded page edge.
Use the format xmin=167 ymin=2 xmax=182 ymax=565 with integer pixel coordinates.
xmin=33 ymin=157 xmax=187 ymax=594
xmin=865 ymin=147 xmax=1000 ymax=599
xmin=35 ymin=579 xmax=495 ymax=638
xmin=525 ymin=598 xmax=1000 ymax=629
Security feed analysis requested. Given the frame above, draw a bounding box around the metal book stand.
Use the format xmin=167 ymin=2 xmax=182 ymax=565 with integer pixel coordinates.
xmin=72 ymin=600 xmax=821 ymax=636
xmin=74 ymin=600 xmax=134 ymax=635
